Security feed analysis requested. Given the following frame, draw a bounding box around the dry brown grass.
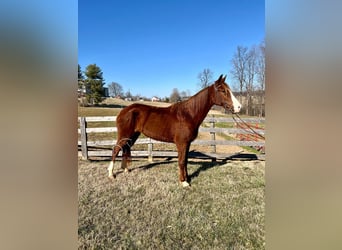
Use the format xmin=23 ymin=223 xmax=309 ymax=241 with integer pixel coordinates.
xmin=102 ymin=97 xmax=171 ymax=108
xmin=78 ymin=101 xmax=265 ymax=248
xmin=78 ymin=159 xmax=265 ymax=249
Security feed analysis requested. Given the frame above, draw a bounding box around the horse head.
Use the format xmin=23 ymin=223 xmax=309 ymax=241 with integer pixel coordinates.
xmin=212 ymin=74 xmax=242 ymax=113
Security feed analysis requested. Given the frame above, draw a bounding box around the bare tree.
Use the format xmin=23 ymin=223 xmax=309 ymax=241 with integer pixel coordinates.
xmin=244 ymin=46 xmax=257 ymax=115
xmin=230 ymin=46 xmax=248 ymax=103
xmin=256 ymin=41 xmax=265 ymax=92
xmin=125 ymin=90 xmax=132 ymax=99
xmin=170 ymin=88 xmax=181 ymax=103
xmin=108 ymin=82 xmax=123 ymax=97
xmin=231 ymin=45 xmax=263 ymax=115
xmin=256 ymin=40 xmax=265 ymax=116
xmin=180 ymin=90 xmax=187 ymax=100
xmin=197 ymin=68 xmax=213 ymax=89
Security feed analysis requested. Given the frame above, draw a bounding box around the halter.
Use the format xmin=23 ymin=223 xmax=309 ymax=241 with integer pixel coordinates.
xmin=213 ymin=83 xmax=234 ymax=113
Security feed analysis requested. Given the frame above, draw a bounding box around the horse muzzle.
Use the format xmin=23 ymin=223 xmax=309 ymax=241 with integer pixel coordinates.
xmin=224 ymin=103 xmax=241 ymax=114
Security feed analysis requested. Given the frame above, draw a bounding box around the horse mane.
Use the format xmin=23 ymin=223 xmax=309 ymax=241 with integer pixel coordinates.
xmin=169 ymin=85 xmax=213 ymax=122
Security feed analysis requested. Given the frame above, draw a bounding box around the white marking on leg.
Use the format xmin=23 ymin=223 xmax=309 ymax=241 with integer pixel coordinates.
xmin=229 ymin=90 xmax=242 ymax=113
xmin=181 ymin=181 xmax=190 ymax=187
xmin=108 ymin=161 xmax=114 ymax=178
xmin=120 ymin=158 xmax=130 ymax=173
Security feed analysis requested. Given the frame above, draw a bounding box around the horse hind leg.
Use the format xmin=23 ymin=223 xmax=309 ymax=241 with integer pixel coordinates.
xmin=108 ymin=138 xmax=128 ymax=179
xmin=121 ymin=132 xmax=140 ymax=173
xmin=121 ymin=145 xmax=131 ymax=173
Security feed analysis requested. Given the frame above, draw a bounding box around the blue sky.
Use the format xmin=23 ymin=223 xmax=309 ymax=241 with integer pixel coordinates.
xmin=79 ymin=0 xmax=264 ymax=98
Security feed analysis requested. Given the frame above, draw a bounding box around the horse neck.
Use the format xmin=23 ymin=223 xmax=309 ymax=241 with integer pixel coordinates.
xmin=182 ymin=85 xmax=214 ymax=126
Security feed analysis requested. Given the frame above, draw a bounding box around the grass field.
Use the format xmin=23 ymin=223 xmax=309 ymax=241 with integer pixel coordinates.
xmin=78 ymin=159 xmax=265 ymax=249
xmin=78 ymin=102 xmax=265 ymax=249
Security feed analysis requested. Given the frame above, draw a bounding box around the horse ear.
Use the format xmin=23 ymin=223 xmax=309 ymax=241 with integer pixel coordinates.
xmin=217 ymin=74 xmax=223 ymax=82
xmin=222 ymin=75 xmax=226 ymax=82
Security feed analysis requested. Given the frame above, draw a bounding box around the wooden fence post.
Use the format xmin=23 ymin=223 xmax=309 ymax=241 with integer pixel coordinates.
xmin=210 ymin=116 xmax=216 ymax=154
xmin=148 ymin=138 xmax=153 ymax=162
xmin=80 ymin=117 xmax=88 ymax=160
xmin=255 ymin=123 xmax=258 ymax=141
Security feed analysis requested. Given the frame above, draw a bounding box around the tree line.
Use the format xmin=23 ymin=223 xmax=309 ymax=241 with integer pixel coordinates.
xmin=230 ymin=41 xmax=265 ymax=116
xmin=78 ymin=64 xmax=168 ymax=104
xmin=77 ymin=63 xmax=192 ymax=104
xmin=79 ymin=40 xmax=265 ymax=116
xmin=197 ymin=41 xmax=265 ymax=116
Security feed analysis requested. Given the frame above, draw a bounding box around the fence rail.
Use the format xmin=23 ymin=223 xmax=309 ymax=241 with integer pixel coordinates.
xmin=77 ymin=116 xmax=265 ymax=123
xmin=78 ymin=116 xmax=265 ymax=161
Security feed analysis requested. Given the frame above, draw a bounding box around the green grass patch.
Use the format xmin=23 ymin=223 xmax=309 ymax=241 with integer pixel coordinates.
xmin=78 ymin=106 xmax=121 ymax=117
xmin=215 ymin=121 xmax=235 ymax=128
xmin=78 ymin=159 xmax=265 ymax=249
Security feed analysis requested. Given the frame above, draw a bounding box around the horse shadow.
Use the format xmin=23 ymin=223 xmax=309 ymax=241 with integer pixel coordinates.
xmin=136 ymin=158 xmax=175 ymax=171
xmin=188 ymin=152 xmax=259 ymax=181
xmin=187 ymin=160 xmax=223 ymax=182
xmin=134 ymin=157 xmax=223 ymax=183
xmin=115 ymin=152 xmax=260 ymax=182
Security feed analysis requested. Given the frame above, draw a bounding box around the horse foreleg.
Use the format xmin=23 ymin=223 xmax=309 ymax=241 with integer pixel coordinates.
xmin=177 ymin=143 xmax=191 ymax=187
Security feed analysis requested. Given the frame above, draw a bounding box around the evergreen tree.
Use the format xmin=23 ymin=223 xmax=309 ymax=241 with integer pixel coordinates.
xmin=78 ymin=64 xmax=84 ymax=91
xmin=84 ymin=64 xmax=105 ymax=104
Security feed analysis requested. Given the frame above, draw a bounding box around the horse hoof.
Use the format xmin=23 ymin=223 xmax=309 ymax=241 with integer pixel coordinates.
xmin=124 ymin=168 xmax=129 ymax=173
xmin=108 ymin=175 xmax=116 ymax=180
xmin=181 ymin=181 xmax=190 ymax=187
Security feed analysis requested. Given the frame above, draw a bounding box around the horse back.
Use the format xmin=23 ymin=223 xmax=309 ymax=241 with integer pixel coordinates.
xmin=117 ymin=103 xmax=177 ymax=142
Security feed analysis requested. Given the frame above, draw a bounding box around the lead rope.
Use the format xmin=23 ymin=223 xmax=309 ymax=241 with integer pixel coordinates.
xmin=232 ymin=113 xmax=265 ymax=140
xmin=112 ymin=138 xmax=133 ymax=150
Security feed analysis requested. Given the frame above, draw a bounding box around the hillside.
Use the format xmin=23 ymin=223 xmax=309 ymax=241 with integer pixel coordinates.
xmin=99 ymin=98 xmax=226 ymax=116
xmin=101 ymin=97 xmax=171 ymax=108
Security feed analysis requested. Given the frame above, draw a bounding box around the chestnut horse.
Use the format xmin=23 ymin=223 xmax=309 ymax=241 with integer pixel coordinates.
xmin=107 ymin=75 xmax=241 ymax=187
